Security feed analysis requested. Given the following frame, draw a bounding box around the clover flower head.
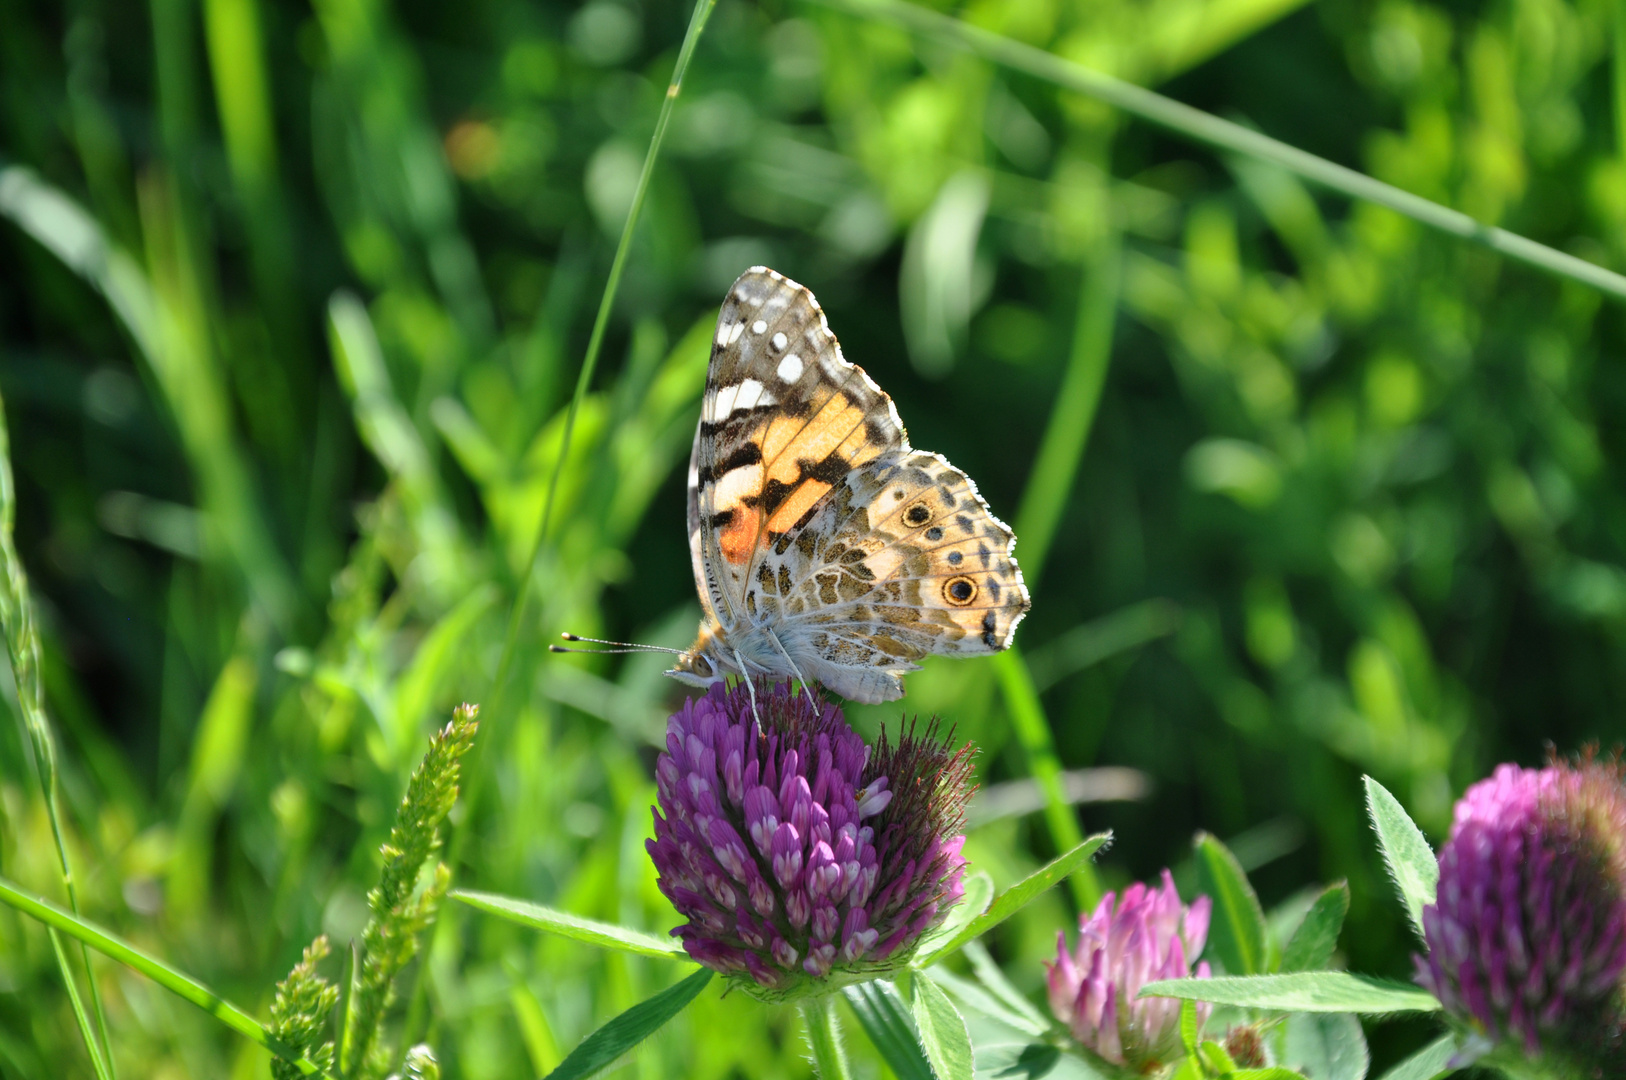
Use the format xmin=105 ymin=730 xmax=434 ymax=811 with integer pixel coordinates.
xmin=647 ymin=681 xmax=973 ymax=999
xmin=1047 ymin=869 xmax=1213 ymax=1071
xmin=1415 ymin=757 xmax=1626 ymax=1067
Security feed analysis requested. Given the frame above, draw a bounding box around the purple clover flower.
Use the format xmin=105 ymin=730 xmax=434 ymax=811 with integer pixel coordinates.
xmin=1415 ymin=758 xmax=1626 ymax=1067
xmin=1047 ymin=870 xmax=1213 ymax=1072
xmin=647 ymin=681 xmax=972 ymax=998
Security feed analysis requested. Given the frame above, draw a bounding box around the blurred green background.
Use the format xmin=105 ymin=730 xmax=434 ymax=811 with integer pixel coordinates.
xmin=2 ymin=0 xmax=1624 ymax=1074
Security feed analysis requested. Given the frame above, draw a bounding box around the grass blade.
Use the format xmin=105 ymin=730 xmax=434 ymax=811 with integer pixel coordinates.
xmin=543 ymin=967 xmax=712 ymax=1080
xmin=812 ymin=0 xmax=1626 ymax=304
xmin=1140 ymin=972 xmax=1441 ymax=1014
xmin=1363 ymin=777 xmax=1438 ymax=941
xmin=993 ymin=650 xmax=1100 ymax=910
xmin=920 ymin=834 xmax=1110 ymax=964
xmin=451 ymin=890 xmax=687 ymax=958
xmin=992 ymin=233 xmax=1120 ymax=912
xmin=0 ymin=874 xmax=332 ymax=1075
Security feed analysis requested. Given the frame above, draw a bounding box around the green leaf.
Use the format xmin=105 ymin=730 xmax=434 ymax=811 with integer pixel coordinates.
xmin=0 ymin=874 xmax=332 ymax=1075
xmin=1229 ymin=1070 xmax=1310 ymax=1079
xmin=1280 ymin=883 xmax=1350 ymax=973
xmin=1140 ymin=973 xmax=1441 ymax=1014
xmin=920 ymin=834 xmax=1110 ymax=964
xmin=543 ymin=967 xmax=712 ymax=1080
xmin=1363 ymin=777 xmax=1439 ymax=940
xmin=1282 ymin=1012 xmax=1368 ymax=1080
xmin=1194 ymin=833 xmax=1268 ymax=975
xmin=1375 ymin=1034 xmax=1459 ymax=1080
xmin=914 ymin=872 xmax=994 ymax=959
xmin=451 ymin=890 xmax=687 ymax=958
xmin=844 ymin=982 xmax=934 ymax=1080
xmin=900 ymin=970 xmax=975 ymax=1080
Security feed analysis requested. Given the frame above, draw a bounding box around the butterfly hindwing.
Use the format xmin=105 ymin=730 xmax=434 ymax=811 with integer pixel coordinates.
xmin=740 ymin=449 xmax=1028 ymax=700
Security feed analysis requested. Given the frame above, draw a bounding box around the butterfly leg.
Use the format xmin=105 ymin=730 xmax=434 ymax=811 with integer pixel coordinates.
xmin=732 ymin=647 xmax=763 ymax=727
xmin=765 ymin=628 xmax=812 ymax=699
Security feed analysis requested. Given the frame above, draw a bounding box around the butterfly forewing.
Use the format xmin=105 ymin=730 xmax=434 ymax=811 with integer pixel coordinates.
xmin=689 ymin=267 xmax=906 ymax=625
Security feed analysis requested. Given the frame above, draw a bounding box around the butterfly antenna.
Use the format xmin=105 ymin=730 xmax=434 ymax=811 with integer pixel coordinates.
xmin=550 ymin=632 xmax=684 ymax=655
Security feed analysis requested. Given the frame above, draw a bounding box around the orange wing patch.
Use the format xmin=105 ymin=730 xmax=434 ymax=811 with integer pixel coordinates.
xmin=719 ymin=504 xmax=761 ymax=564
xmin=767 ymin=479 xmax=831 ymax=532
xmin=762 ymin=394 xmax=868 ymax=483
xmin=709 ymin=390 xmax=889 ymax=565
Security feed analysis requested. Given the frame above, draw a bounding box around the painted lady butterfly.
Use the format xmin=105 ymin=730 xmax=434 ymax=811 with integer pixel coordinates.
xmin=661 ymin=267 xmax=1030 ymax=704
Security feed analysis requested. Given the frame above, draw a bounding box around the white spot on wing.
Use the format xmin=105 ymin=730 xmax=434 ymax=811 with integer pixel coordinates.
xmin=731 ymin=378 xmax=771 ymax=413
xmin=727 ymin=320 xmax=746 ymax=346
xmin=752 ymin=320 xmax=767 ymax=334
xmin=777 ymin=353 xmax=804 ymax=383
xmin=771 ymin=332 xmax=787 ymax=351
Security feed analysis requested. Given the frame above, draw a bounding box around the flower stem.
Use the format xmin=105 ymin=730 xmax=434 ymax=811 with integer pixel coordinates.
xmin=801 ymin=995 xmax=853 ymax=1080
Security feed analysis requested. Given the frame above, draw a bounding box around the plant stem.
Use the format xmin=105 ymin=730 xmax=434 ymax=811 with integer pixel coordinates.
xmin=403 ymin=0 xmax=721 ymax=1051
xmin=800 ymin=996 xmax=853 ymax=1080
xmin=0 ymin=389 xmax=116 ymax=1080
xmin=813 ymin=0 xmax=1626 ymax=303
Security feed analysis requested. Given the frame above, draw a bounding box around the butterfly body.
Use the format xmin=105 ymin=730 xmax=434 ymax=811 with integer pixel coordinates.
xmin=667 ymin=267 xmax=1030 ymax=704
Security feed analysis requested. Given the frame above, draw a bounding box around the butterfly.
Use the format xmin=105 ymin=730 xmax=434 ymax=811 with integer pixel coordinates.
xmin=656 ymin=266 xmax=1031 ymax=704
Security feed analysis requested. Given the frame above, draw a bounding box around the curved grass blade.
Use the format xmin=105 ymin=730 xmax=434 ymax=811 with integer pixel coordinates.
xmin=543 ymin=967 xmax=712 ymax=1080
xmin=1141 ymin=972 xmax=1441 ymax=1014
xmin=810 ymin=0 xmax=1626 ymax=304
xmin=920 ymin=834 xmax=1110 ymax=965
xmin=451 ymin=890 xmax=686 ymax=959
xmin=1364 ymin=777 xmax=1438 ymax=941
xmin=0 ymin=875 xmax=332 ymax=1075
